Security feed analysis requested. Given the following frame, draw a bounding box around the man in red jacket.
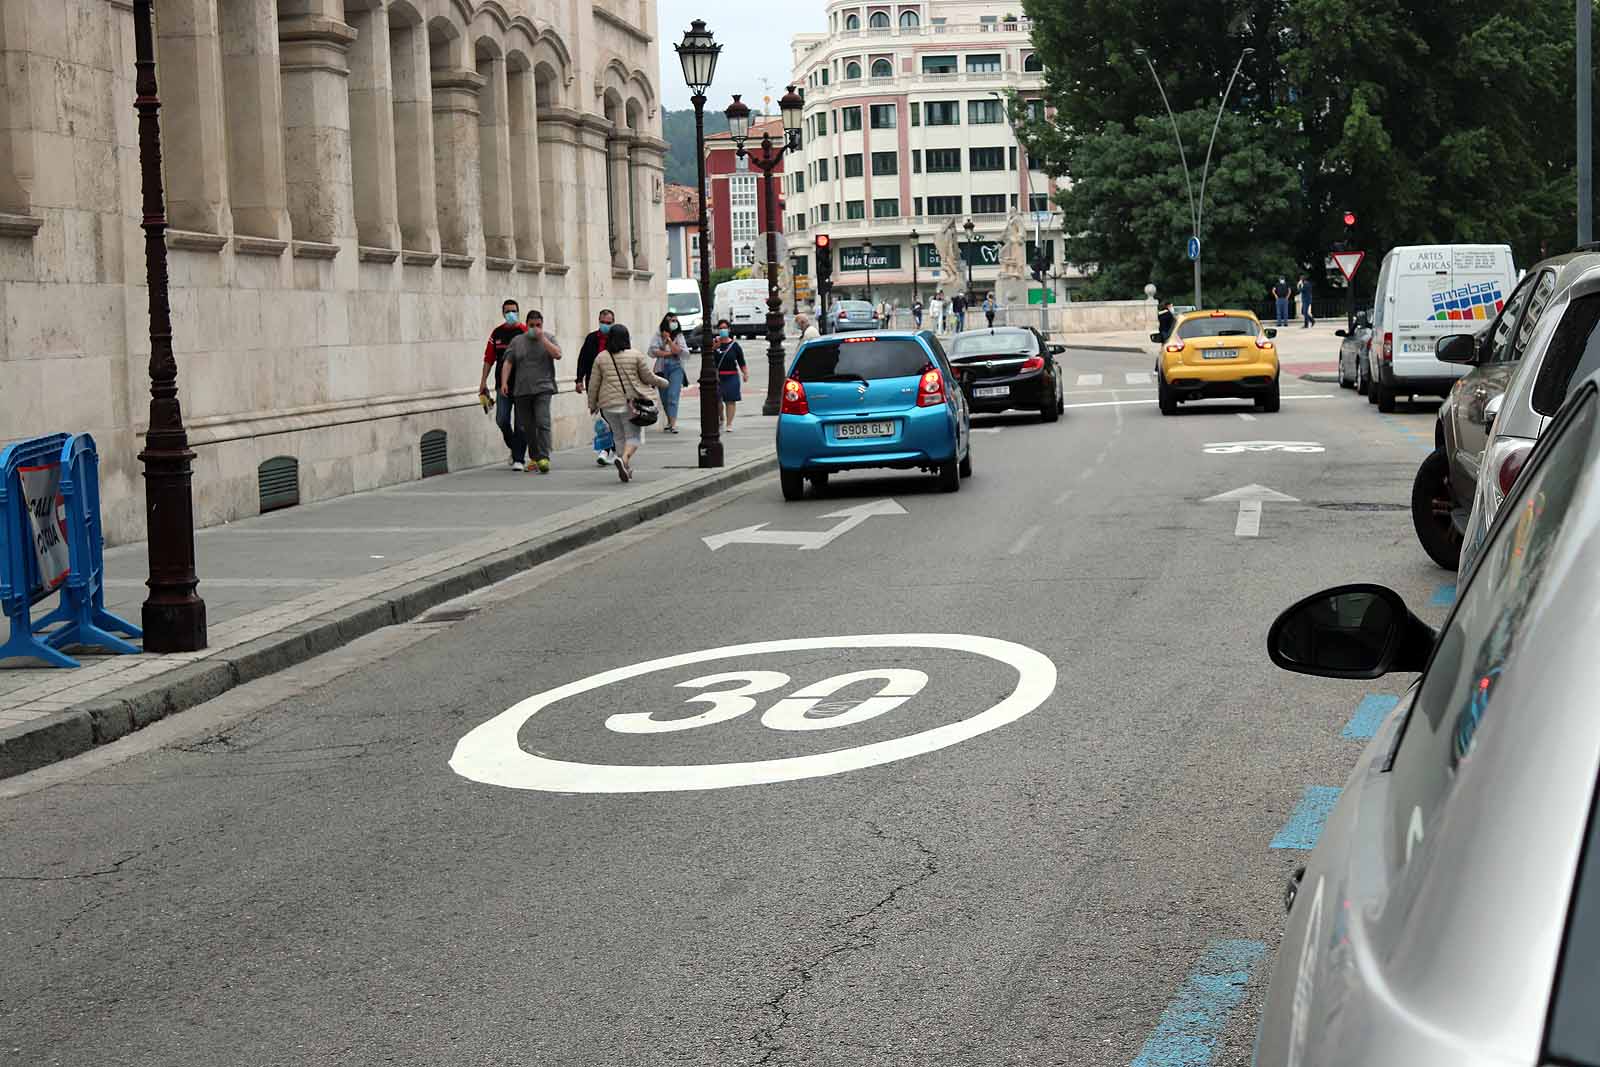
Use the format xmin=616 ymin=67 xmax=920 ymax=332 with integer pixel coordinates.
xmin=478 ymin=298 xmax=528 ymax=470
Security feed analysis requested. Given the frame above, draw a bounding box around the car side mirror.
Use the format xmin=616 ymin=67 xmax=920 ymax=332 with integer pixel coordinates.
xmin=1335 ymin=329 xmax=1348 ymax=337
xmin=1267 ymin=584 xmax=1437 ymax=679
xmin=1436 ymin=333 xmax=1478 ymax=364
xmin=1149 ymin=332 xmax=1164 ymax=343
xmin=1484 ymin=394 xmax=1504 ymax=424
xmin=1263 ymin=327 xmax=1278 ymax=339
xmin=1049 ymin=344 xmax=1066 ymax=355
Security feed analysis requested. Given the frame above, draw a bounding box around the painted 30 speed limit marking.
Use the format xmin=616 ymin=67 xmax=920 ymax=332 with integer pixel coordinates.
xmin=449 ymin=633 xmax=1057 ymax=793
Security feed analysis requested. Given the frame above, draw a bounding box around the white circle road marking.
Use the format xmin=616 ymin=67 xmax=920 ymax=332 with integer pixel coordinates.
xmin=448 ymin=634 xmax=1057 ymax=793
xmin=1203 ymin=440 xmax=1325 ymax=454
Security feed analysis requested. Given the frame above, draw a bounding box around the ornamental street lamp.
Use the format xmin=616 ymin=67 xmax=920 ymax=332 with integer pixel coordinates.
xmin=132 ymin=0 xmax=207 ymax=651
xmin=675 ymin=20 xmax=723 ymax=467
xmin=909 ymin=227 xmax=920 ymax=307
xmin=962 ymin=218 xmax=977 ymax=328
xmin=726 ymin=86 xmax=804 ymax=417
xmin=863 ymin=238 xmax=874 ymax=305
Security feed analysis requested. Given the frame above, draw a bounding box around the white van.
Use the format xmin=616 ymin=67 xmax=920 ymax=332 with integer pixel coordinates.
xmin=1365 ymin=243 xmax=1516 ymax=411
xmin=713 ymin=278 xmax=769 ymax=339
xmin=666 ymin=278 xmax=704 ymax=351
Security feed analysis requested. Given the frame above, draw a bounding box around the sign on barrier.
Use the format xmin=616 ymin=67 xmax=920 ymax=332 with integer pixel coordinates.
xmin=0 ymin=433 xmax=141 ymax=667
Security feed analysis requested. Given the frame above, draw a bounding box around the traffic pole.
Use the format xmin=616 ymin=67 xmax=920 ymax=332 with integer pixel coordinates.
xmin=1581 ymin=0 xmax=1593 ymax=244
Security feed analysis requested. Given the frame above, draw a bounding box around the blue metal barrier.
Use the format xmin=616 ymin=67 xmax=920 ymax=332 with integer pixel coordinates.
xmin=0 ymin=433 xmax=141 ymax=667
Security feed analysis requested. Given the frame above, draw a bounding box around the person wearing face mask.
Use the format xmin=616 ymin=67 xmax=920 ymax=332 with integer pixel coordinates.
xmin=574 ymin=308 xmax=616 ymax=395
xmin=712 ymin=319 xmax=749 ymax=432
xmin=479 ymin=298 xmax=528 ymax=470
xmin=648 ymin=313 xmax=690 ymax=434
xmin=500 ymin=309 xmax=562 ymax=472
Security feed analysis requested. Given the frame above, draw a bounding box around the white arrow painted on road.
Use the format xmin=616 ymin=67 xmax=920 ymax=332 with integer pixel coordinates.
xmin=702 ymin=498 xmax=907 ymax=551
xmin=1204 ymin=484 xmax=1298 ymax=537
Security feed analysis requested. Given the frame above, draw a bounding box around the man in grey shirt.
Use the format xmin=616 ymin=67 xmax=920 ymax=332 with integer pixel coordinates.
xmin=500 ymin=309 xmax=563 ymax=472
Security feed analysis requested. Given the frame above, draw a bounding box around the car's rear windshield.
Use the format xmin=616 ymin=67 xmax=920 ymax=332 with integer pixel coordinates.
xmin=838 ymin=302 xmax=873 ymax=312
xmin=792 ymin=339 xmax=930 ymax=382
xmin=1177 ymin=316 xmax=1257 ymax=339
xmin=950 ymin=332 xmax=1037 ymax=357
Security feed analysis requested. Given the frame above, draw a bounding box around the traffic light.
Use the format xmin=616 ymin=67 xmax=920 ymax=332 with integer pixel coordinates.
xmin=1343 ymin=211 xmax=1357 ymax=228
xmin=1031 ymin=255 xmax=1050 ymax=282
xmin=815 ymin=233 xmax=833 ymax=291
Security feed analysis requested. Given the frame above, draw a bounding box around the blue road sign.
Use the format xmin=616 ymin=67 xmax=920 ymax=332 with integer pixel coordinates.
xmin=1187 ymin=236 xmax=1201 ymax=261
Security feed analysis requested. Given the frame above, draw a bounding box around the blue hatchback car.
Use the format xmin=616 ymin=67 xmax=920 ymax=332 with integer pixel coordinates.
xmin=776 ymin=331 xmax=972 ymax=500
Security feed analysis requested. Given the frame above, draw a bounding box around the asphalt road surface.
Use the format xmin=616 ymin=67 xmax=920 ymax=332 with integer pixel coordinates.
xmin=0 ymin=347 xmax=1459 ymax=1067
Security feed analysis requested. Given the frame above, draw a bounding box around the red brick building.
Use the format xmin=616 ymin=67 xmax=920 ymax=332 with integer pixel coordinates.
xmin=705 ymin=116 xmax=788 ymax=271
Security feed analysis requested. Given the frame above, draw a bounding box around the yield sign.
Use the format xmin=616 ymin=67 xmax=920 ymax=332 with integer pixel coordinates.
xmin=1332 ymin=251 xmax=1366 ymax=282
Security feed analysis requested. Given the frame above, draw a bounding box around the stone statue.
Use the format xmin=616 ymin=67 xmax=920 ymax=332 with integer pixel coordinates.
xmin=935 ymin=218 xmax=964 ymax=291
xmin=998 ymin=211 xmax=1029 ymax=279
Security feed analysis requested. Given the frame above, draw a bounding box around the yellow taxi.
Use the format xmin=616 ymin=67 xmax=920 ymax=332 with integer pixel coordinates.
xmin=1153 ymin=309 xmax=1280 ymax=415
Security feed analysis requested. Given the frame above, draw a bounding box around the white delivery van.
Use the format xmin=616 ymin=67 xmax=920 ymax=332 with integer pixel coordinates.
xmin=713 ymin=278 xmax=769 ymax=339
xmin=1366 ymin=243 xmax=1516 ymax=412
xmin=666 ymin=278 xmax=704 ymax=351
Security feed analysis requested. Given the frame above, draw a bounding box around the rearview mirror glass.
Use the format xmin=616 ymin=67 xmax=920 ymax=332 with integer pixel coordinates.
xmin=1268 ymin=584 xmax=1435 ymax=679
xmin=1263 ymin=327 xmax=1278 ymax=339
xmin=1049 ymin=344 xmax=1066 ymax=355
xmin=1149 ymin=332 xmax=1164 ymax=344
xmin=1436 ymin=333 xmax=1478 ymax=364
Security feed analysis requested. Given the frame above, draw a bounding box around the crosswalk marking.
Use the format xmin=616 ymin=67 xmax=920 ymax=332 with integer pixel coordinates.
xmin=1124 ymin=371 xmax=1152 ymax=385
xmin=1076 ymin=373 xmax=1102 ymax=387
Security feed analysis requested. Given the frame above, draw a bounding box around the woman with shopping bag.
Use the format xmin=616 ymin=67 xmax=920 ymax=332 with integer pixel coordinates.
xmin=586 ymin=324 xmax=669 ymax=483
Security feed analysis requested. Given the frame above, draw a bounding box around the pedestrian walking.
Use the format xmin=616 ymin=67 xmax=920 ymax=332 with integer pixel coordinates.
xmin=648 ymin=313 xmax=689 ymax=434
xmin=983 ymin=292 xmax=996 ymax=328
xmin=929 ymin=291 xmax=945 ymax=334
xmin=877 ymin=299 xmax=891 ymax=329
xmin=952 ymin=291 xmax=968 ymax=332
xmin=712 ymin=319 xmax=749 ymax=431
xmin=478 ymin=298 xmax=527 ymax=470
xmin=586 ymin=324 xmax=668 ymax=483
xmin=1297 ymin=275 xmax=1316 ymax=328
xmin=1272 ymin=278 xmax=1291 ymax=328
xmin=500 ymin=309 xmax=562 ymax=472
xmin=912 ymin=298 xmax=924 ymax=330
xmin=796 ymin=312 xmax=820 ymax=343
xmin=574 ymin=308 xmax=615 ymax=395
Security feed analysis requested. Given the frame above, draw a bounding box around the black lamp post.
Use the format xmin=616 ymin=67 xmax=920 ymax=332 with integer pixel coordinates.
xmin=962 ymin=218 xmax=977 ymax=331
xmin=132 ymin=0 xmax=207 ymax=651
xmin=909 ymin=227 xmax=920 ymax=308
xmin=863 ymin=238 xmax=874 ymax=305
xmin=675 ymin=21 xmax=723 ymax=468
xmin=726 ymin=86 xmax=804 ymax=417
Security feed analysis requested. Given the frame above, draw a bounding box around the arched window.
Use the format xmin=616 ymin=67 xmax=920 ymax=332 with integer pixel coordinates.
xmin=1023 ymin=52 xmax=1043 ymax=72
xmin=899 ymin=10 xmax=919 ymax=27
xmin=868 ymin=11 xmax=890 ymax=28
xmin=870 ymin=58 xmax=893 ymax=78
xmin=845 ymin=61 xmax=862 ymax=79
xmin=844 ymin=13 xmax=860 ymax=29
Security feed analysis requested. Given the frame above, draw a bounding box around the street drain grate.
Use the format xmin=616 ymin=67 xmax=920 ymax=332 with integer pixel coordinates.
xmin=1318 ymin=502 xmax=1408 ymax=512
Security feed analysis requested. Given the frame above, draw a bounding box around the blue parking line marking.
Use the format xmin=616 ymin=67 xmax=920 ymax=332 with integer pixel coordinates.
xmin=1130 ymin=939 xmax=1267 ymax=1067
xmin=1270 ymin=786 xmax=1342 ymax=850
xmin=1429 ymin=583 xmax=1457 ymax=608
xmin=1343 ymin=694 xmax=1400 ymax=740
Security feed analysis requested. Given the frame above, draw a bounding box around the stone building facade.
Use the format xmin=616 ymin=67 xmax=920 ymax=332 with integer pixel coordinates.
xmin=0 ymin=0 xmax=667 ymax=544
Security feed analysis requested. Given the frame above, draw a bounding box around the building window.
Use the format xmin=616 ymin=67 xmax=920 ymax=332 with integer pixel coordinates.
xmin=794 ymin=172 xmax=806 ymax=192
xmin=969 ymin=98 xmax=1004 ymax=124
xmin=900 ymin=9 xmax=919 ymax=27
xmin=910 ymin=102 xmax=921 ymax=126
xmin=870 ymin=103 xmax=897 ymax=129
xmin=842 ymin=106 xmax=862 ymax=131
xmin=911 ymin=150 xmax=922 ymax=173
xmin=817 ymin=158 xmax=829 ymax=181
xmin=874 ymin=198 xmax=899 ymax=218
xmin=924 ymin=100 xmax=960 ymax=125
xmin=794 ymin=253 xmax=810 ymax=275
xmin=871 ymin=58 xmax=894 ymax=78
xmin=818 ymin=203 xmax=830 ymax=221
xmin=869 ymin=11 xmax=890 ymax=28
xmin=1024 ymin=52 xmax=1043 ymax=73
xmin=972 ymin=194 xmax=1006 ymax=214
xmin=1009 ymin=146 xmax=1018 ymax=170
xmin=970 ymin=147 xmax=1005 ymax=171
xmin=1009 ymin=193 xmax=1018 ymax=209
xmin=913 ymin=196 xmax=923 ymax=215
xmin=817 ymin=112 xmax=828 ymax=135
xmin=1026 ymin=98 xmax=1045 ymax=121
xmin=1029 ymin=193 xmax=1050 ymax=213
xmin=925 ymin=148 xmax=961 ymax=172
xmin=845 ymin=13 xmax=860 ymax=29
xmin=845 ymin=61 xmax=862 ymax=79
xmin=845 ymin=153 xmax=864 ymax=177
xmin=795 ymin=213 xmax=807 ymax=230
xmin=822 ymin=68 xmax=831 ymax=85
xmin=922 ymin=55 xmax=957 ymax=74
xmin=927 ymin=195 xmax=962 ymax=216
xmin=966 ymin=53 xmax=1002 ymax=73
xmin=730 ymin=174 xmax=759 ymax=255
xmin=918 ymin=242 xmax=939 ymax=266
xmin=846 ymin=200 xmax=865 ymax=219
xmin=872 ymin=151 xmax=898 ymax=176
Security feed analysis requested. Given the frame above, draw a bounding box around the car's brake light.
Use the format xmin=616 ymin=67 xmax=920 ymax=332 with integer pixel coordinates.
xmin=916 ymin=368 xmax=947 ymax=407
xmin=1382 ymin=332 xmax=1394 ymax=363
xmin=1020 ymin=355 xmax=1045 ymax=372
xmin=1485 ymin=437 xmax=1534 ymax=514
xmin=1255 ymin=335 xmax=1274 ymax=349
xmin=1210 ymin=310 xmax=1225 ymax=317
xmin=780 ymin=377 xmax=809 ymax=415
xmin=1165 ymin=342 xmax=1185 ymax=353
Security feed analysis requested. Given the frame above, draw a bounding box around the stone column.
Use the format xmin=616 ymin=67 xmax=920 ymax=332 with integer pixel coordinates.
xmin=155 ymin=0 xmax=231 ymax=234
xmin=344 ymin=3 xmax=399 ymax=249
xmin=475 ymin=55 xmax=514 ymax=261
xmin=389 ymin=16 xmax=437 ymax=253
xmin=0 ymin=2 xmax=36 ymax=223
xmin=630 ymin=137 xmax=667 ymax=275
xmin=505 ymin=64 xmax=542 ymax=265
xmin=218 ymin=0 xmax=291 ymax=239
xmin=607 ymin=131 xmax=630 ymax=269
xmin=535 ymin=107 xmax=581 ymax=266
xmin=278 ymin=5 xmax=358 ymax=246
xmin=430 ymin=68 xmax=484 ymax=257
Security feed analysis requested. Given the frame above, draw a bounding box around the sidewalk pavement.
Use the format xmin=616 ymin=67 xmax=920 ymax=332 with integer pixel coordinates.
xmin=0 ymin=404 xmax=779 ymax=778
xmin=1056 ymin=321 xmax=1345 ymax=374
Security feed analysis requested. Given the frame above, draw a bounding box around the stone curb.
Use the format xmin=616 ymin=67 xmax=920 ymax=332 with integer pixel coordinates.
xmin=0 ymin=452 xmax=778 ymax=781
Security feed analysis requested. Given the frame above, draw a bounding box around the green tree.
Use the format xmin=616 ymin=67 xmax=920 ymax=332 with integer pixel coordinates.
xmin=662 ymin=107 xmax=730 ymax=188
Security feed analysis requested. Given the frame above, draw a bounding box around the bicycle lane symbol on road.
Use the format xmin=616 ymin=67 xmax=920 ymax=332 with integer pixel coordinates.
xmin=1202 ymin=441 xmax=1325 ymax=454
xmin=448 ymin=633 xmax=1058 ymax=793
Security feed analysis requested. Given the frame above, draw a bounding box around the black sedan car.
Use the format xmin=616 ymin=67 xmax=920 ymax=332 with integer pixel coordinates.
xmin=946 ymin=327 xmax=1066 ymax=422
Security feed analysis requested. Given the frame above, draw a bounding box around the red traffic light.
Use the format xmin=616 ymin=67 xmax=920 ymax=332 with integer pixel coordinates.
xmin=815 ymin=233 xmax=831 ymax=248
xmin=1343 ymin=211 xmax=1357 ymax=227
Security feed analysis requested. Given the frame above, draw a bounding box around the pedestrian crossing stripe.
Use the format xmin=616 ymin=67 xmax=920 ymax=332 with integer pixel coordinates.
xmin=1076 ymin=373 xmax=1102 ymax=386
xmin=1124 ymin=372 xmax=1152 ymax=385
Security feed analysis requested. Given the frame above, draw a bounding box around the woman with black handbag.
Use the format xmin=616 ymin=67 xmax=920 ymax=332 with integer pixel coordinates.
xmin=586 ymin=324 xmax=668 ymax=483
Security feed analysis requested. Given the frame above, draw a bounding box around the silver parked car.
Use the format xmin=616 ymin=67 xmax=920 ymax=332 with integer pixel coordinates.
xmin=830 ymin=300 xmax=878 ymax=333
xmin=1334 ymin=308 xmax=1372 ymax=392
xmin=1255 ymin=374 xmax=1600 ymax=1067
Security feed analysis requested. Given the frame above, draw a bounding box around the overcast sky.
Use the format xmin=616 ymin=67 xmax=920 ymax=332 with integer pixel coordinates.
xmin=657 ymin=2 xmax=820 ymax=112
